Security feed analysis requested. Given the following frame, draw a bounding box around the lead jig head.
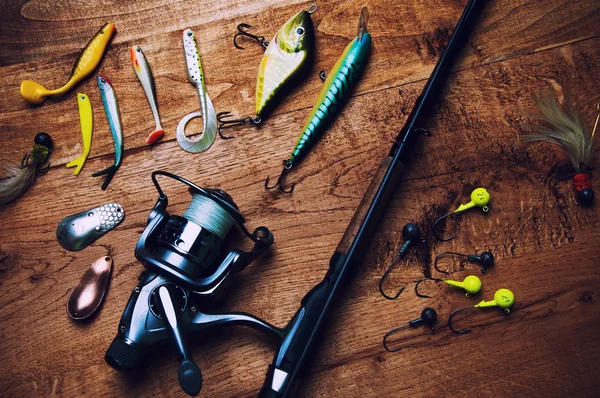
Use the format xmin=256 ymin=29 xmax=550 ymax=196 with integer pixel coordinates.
xmin=414 ymin=275 xmax=482 ymax=298
xmin=433 ymin=188 xmax=491 ymax=241
xmin=383 ymin=307 xmax=437 ymax=353
xmin=379 ymin=223 xmax=423 ymax=300
xmin=448 ymin=288 xmax=514 ymax=334
xmin=434 ymin=251 xmax=494 ymax=274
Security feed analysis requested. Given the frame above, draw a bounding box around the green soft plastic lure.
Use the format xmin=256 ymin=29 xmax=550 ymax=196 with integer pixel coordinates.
xmin=266 ymin=7 xmax=371 ymax=193
xmin=217 ymin=4 xmax=317 ymax=138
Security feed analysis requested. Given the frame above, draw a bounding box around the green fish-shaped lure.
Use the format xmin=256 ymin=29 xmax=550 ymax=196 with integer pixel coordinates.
xmin=217 ymin=5 xmax=317 ymax=137
xmin=266 ymin=7 xmax=371 ymax=193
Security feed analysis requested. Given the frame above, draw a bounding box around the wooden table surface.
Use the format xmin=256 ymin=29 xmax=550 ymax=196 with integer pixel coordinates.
xmin=1 ymin=0 xmax=599 ymax=397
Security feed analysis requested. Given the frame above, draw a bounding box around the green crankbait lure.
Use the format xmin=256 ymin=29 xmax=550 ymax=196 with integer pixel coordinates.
xmin=217 ymin=4 xmax=317 ymax=138
xmin=266 ymin=7 xmax=371 ymax=193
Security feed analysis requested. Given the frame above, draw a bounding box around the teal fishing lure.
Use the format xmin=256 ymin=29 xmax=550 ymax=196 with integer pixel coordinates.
xmin=266 ymin=7 xmax=371 ymax=193
xmin=92 ymin=75 xmax=124 ymax=190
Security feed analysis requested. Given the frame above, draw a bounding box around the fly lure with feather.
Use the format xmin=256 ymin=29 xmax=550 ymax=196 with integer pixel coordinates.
xmin=523 ymin=91 xmax=598 ymax=206
xmin=0 ymin=132 xmax=53 ymax=206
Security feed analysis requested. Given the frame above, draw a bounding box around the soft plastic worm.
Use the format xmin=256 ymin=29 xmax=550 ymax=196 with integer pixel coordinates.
xmin=176 ymin=29 xmax=217 ymax=153
xmin=20 ymin=23 xmax=115 ymax=104
xmin=130 ymin=45 xmax=165 ymax=145
xmin=66 ymin=93 xmax=93 ymax=175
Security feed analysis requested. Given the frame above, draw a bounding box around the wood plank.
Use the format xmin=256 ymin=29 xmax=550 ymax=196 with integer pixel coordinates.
xmin=1 ymin=1 xmax=600 ymax=397
xmin=0 ymin=0 xmax=598 ymax=165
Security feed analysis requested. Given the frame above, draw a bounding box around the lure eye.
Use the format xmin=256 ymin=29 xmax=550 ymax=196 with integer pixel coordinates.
xmin=136 ymin=47 xmax=141 ymax=53
xmin=99 ymin=77 xmax=106 ymax=84
xmin=295 ymin=27 xmax=305 ymax=36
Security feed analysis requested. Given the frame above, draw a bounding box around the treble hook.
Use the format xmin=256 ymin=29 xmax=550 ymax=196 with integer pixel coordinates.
xmin=233 ymin=23 xmax=269 ymax=50
xmin=265 ymin=160 xmax=294 ymax=193
xmin=216 ymin=112 xmax=261 ymax=139
xmin=383 ymin=308 xmax=437 ymax=353
xmin=379 ymin=223 xmax=422 ymax=300
xmin=448 ymin=288 xmax=514 ymax=334
xmin=414 ymin=275 xmax=482 ymax=298
xmin=434 ymin=251 xmax=494 ymax=274
xmin=433 ymin=187 xmax=491 ymax=241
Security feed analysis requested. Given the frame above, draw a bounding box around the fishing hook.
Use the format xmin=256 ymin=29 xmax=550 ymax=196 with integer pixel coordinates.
xmin=434 ymin=251 xmax=495 ymax=274
xmin=216 ymin=112 xmax=261 ymax=139
xmin=265 ymin=160 xmax=294 ymax=193
xmin=379 ymin=223 xmax=422 ymax=300
xmin=414 ymin=275 xmax=482 ymax=299
xmin=432 ymin=187 xmax=491 ymax=241
xmin=383 ymin=308 xmax=437 ymax=353
xmin=448 ymin=288 xmax=514 ymax=334
xmin=233 ymin=24 xmax=269 ymax=50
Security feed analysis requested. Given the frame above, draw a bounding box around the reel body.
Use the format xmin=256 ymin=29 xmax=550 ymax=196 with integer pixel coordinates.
xmin=105 ymin=171 xmax=278 ymax=395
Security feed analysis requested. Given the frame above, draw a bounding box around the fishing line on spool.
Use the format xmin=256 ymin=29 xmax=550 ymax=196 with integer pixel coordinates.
xmin=183 ymin=194 xmax=235 ymax=240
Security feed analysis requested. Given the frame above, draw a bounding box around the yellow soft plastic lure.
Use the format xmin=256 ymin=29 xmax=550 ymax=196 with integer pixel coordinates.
xmin=20 ymin=23 xmax=115 ymax=105
xmin=66 ymin=93 xmax=93 ymax=175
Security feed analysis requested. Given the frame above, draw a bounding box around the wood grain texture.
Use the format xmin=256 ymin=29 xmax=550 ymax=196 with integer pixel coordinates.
xmin=1 ymin=0 xmax=599 ymax=397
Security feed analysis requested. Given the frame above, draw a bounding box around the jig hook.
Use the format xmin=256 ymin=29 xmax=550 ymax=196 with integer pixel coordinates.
xmin=414 ymin=275 xmax=482 ymax=298
xmin=379 ymin=223 xmax=423 ymax=300
xmin=383 ymin=308 xmax=437 ymax=353
xmin=434 ymin=251 xmax=494 ymax=274
xmin=216 ymin=112 xmax=261 ymax=139
xmin=448 ymin=288 xmax=514 ymax=334
xmin=265 ymin=160 xmax=294 ymax=193
xmin=432 ymin=187 xmax=491 ymax=241
xmin=233 ymin=23 xmax=270 ymax=50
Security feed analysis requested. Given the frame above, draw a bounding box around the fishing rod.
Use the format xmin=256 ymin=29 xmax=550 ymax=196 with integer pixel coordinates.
xmin=259 ymin=0 xmax=485 ymax=396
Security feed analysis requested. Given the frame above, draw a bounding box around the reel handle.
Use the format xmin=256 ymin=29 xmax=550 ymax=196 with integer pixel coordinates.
xmin=157 ymin=285 xmax=202 ymax=396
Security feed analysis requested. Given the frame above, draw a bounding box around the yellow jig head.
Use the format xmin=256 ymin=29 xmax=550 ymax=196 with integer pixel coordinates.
xmin=448 ymin=288 xmax=514 ymax=334
xmin=415 ymin=275 xmax=482 ymax=298
xmin=383 ymin=308 xmax=437 ymax=353
xmin=433 ymin=187 xmax=490 ymax=241
xmin=66 ymin=93 xmax=93 ymax=175
xmin=20 ymin=23 xmax=115 ymax=104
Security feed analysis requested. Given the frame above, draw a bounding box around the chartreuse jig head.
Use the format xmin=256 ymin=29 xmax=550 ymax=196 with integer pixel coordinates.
xmin=433 ymin=187 xmax=490 ymax=241
xmin=434 ymin=250 xmax=494 ymax=274
xmin=414 ymin=275 xmax=482 ymax=298
xmin=383 ymin=308 xmax=437 ymax=353
xmin=448 ymin=288 xmax=514 ymax=334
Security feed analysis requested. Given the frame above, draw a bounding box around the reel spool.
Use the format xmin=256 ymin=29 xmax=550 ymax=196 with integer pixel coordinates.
xmin=136 ymin=170 xmax=273 ymax=295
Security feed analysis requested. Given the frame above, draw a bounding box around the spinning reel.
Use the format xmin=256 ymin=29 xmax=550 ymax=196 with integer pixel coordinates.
xmin=105 ymin=171 xmax=282 ymax=395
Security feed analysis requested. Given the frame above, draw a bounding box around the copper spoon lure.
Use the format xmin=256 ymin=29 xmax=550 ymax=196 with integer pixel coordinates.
xmin=67 ymin=256 xmax=113 ymax=320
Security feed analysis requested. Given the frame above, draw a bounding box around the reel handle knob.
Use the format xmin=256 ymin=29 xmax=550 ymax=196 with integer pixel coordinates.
xmin=157 ymin=286 xmax=202 ymax=396
xmin=253 ymin=226 xmax=274 ymax=247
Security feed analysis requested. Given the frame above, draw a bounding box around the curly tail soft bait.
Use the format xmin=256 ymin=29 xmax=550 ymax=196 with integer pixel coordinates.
xmin=20 ymin=23 xmax=115 ymax=105
xmin=130 ymin=45 xmax=165 ymax=145
xmin=176 ymin=29 xmax=218 ymax=153
xmin=66 ymin=93 xmax=93 ymax=175
xmin=92 ymin=76 xmax=123 ymax=190
xmin=265 ymin=7 xmax=371 ymax=193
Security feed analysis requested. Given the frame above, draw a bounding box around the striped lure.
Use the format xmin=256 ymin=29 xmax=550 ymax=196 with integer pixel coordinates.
xmin=266 ymin=7 xmax=371 ymax=193
xmin=217 ymin=5 xmax=316 ymax=137
xmin=176 ymin=28 xmax=218 ymax=153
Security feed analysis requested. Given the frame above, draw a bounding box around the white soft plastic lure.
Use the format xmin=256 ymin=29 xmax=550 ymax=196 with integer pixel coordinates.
xmin=130 ymin=45 xmax=164 ymax=145
xmin=176 ymin=29 xmax=217 ymax=153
